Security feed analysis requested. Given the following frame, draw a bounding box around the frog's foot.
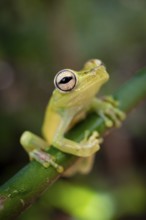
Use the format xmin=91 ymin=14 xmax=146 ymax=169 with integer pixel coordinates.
xmin=79 ymin=131 xmax=102 ymax=156
xmin=99 ymin=96 xmax=126 ymax=128
xmin=20 ymin=131 xmax=64 ymax=173
xmin=29 ymin=149 xmax=64 ymax=173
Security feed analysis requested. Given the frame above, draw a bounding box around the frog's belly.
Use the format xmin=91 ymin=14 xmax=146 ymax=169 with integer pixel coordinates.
xmin=42 ymin=107 xmax=87 ymax=144
xmin=42 ymin=108 xmax=62 ymax=144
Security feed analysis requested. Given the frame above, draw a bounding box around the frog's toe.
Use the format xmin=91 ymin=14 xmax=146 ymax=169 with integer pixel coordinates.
xmin=98 ymin=110 xmax=113 ymax=127
xmin=80 ymin=131 xmax=101 ymax=156
xmin=29 ymin=149 xmax=64 ymax=173
xmin=104 ymin=117 xmax=113 ymax=127
xmin=103 ymin=96 xmax=119 ymax=107
xmin=114 ymin=108 xmax=126 ymax=121
xmin=88 ymin=131 xmax=102 ymax=146
xmin=106 ymin=106 xmax=126 ymax=127
xmin=88 ymin=131 xmax=99 ymax=141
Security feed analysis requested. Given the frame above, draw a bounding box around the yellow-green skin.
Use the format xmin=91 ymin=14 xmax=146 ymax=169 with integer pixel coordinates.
xmin=20 ymin=59 xmax=125 ymax=174
xmin=43 ymin=61 xmax=108 ymax=151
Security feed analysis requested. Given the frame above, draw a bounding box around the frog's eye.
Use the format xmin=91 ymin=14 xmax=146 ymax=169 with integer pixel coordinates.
xmin=54 ymin=69 xmax=77 ymax=92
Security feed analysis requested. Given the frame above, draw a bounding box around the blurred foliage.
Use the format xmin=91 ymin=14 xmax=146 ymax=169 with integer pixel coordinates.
xmin=0 ymin=0 xmax=146 ymax=219
xmin=19 ymin=179 xmax=146 ymax=220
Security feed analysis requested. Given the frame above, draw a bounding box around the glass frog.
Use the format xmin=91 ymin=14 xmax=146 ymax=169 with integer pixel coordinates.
xmin=20 ymin=59 xmax=125 ymax=175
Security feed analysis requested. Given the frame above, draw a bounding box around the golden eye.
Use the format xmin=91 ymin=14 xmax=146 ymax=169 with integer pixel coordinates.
xmin=54 ymin=69 xmax=77 ymax=92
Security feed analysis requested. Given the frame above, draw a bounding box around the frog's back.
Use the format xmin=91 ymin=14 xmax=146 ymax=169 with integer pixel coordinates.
xmin=42 ymin=103 xmax=62 ymax=144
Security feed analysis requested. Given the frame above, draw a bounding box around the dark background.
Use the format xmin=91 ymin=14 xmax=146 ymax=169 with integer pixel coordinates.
xmin=0 ymin=1 xmax=146 ymax=219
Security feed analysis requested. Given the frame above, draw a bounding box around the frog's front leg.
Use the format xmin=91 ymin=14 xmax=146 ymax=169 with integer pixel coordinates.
xmin=20 ymin=131 xmax=63 ymax=173
xmin=91 ymin=96 xmax=126 ymax=128
xmin=52 ymin=112 xmax=101 ymax=157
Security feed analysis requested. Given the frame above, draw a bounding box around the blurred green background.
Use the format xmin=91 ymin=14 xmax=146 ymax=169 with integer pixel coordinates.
xmin=0 ymin=0 xmax=146 ymax=219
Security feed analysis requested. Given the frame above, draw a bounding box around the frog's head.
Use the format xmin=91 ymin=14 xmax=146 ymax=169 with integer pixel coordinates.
xmin=52 ymin=59 xmax=109 ymax=108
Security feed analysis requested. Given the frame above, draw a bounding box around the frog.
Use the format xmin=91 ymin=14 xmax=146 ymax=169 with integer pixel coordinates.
xmin=20 ymin=59 xmax=125 ymax=175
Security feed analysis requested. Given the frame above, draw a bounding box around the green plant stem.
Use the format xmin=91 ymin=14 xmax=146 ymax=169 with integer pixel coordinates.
xmin=0 ymin=68 xmax=146 ymax=220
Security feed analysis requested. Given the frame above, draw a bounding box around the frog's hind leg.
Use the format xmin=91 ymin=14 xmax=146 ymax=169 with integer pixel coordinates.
xmin=63 ymin=155 xmax=95 ymax=176
xmin=78 ymin=155 xmax=95 ymax=174
xmin=20 ymin=131 xmax=63 ymax=173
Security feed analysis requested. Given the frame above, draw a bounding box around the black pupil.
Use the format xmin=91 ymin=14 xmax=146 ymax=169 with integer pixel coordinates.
xmin=59 ymin=76 xmax=73 ymax=84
